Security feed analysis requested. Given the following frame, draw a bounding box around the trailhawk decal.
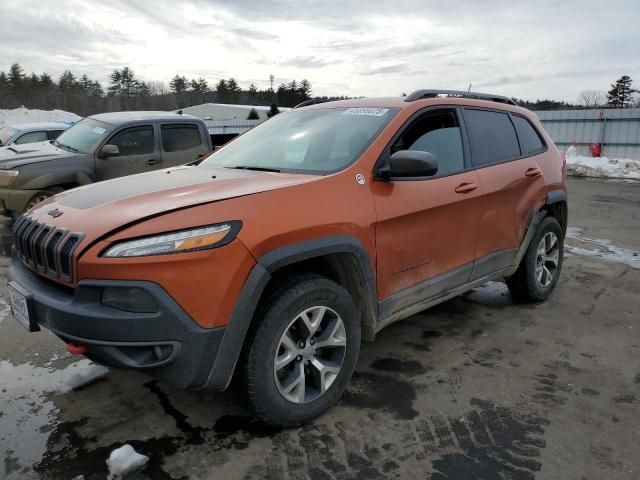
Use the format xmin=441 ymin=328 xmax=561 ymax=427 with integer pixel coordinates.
xmin=343 ymin=108 xmax=389 ymax=117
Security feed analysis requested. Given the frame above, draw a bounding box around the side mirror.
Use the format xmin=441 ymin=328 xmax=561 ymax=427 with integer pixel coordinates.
xmin=379 ymin=150 xmax=438 ymax=179
xmin=99 ymin=144 xmax=119 ymax=158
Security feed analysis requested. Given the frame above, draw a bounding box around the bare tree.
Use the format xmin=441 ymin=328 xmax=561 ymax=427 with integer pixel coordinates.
xmin=578 ymin=90 xmax=606 ymax=108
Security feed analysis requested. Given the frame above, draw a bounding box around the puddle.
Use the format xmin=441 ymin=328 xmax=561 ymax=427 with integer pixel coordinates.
xmin=465 ymin=281 xmax=512 ymax=307
xmin=0 ymin=359 xmax=109 ymax=479
xmin=565 ymin=227 xmax=640 ymax=269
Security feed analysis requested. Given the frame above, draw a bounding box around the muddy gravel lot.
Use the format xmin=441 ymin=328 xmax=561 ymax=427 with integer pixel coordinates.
xmin=1 ymin=177 xmax=639 ymax=480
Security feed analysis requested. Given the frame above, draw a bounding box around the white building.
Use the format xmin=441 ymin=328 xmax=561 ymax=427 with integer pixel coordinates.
xmin=177 ymin=103 xmax=290 ymax=122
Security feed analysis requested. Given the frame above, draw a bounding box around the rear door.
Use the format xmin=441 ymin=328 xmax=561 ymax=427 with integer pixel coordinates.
xmin=160 ymin=123 xmax=210 ymax=167
xmin=462 ymin=108 xmax=547 ymax=279
xmin=373 ymin=107 xmax=483 ymax=305
xmin=95 ymin=124 xmax=160 ymax=180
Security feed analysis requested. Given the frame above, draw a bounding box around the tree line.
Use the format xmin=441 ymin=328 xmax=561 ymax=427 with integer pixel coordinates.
xmin=0 ymin=63 xmax=316 ymax=116
xmin=517 ymin=75 xmax=639 ymax=110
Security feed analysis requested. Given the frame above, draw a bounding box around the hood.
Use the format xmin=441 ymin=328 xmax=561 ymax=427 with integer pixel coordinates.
xmin=0 ymin=141 xmax=79 ymax=169
xmin=27 ymin=165 xmax=320 ymax=240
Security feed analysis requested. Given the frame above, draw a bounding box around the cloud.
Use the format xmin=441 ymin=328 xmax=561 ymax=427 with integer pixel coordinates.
xmin=0 ymin=0 xmax=638 ymax=100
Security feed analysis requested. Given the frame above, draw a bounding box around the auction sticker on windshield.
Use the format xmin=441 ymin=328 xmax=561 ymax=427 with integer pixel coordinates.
xmin=343 ymin=108 xmax=389 ymax=116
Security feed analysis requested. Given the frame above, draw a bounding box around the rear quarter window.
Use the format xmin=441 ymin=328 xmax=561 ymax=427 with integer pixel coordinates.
xmin=512 ymin=115 xmax=545 ymax=155
xmin=161 ymin=124 xmax=202 ymax=152
xmin=464 ymin=109 xmax=520 ymax=166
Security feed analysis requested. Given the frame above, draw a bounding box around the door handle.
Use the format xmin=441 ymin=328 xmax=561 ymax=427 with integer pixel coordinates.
xmin=455 ymin=182 xmax=479 ymax=194
xmin=525 ymin=167 xmax=542 ymax=177
xmin=146 ymin=159 xmax=160 ymax=166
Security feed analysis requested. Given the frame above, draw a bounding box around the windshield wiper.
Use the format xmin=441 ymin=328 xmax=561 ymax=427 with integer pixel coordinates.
xmin=55 ymin=141 xmax=79 ymax=153
xmin=228 ymin=165 xmax=281 ymax=173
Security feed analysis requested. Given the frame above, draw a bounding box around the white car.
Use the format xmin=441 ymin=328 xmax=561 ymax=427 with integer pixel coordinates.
xmin=0 ymin=122 xmax=71 ymax=147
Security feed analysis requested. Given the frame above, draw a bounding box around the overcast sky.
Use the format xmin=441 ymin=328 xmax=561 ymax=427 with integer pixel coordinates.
xmin=1 ymin=0 xmax=638 ymax=102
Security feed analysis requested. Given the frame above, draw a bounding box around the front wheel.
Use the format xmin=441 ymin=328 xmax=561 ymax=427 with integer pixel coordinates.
xmin=243 ymin=274 xmax=361 ymax=427
xmin=24 ymin=187 xmax=64 ymax=212
xmin=507 ymin=215 xmax=564 ymax=302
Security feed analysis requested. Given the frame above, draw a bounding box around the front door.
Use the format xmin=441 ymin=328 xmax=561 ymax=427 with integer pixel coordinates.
xmin=95 ymin=124 xmax=159 ymax=181
xmin=373 ymin=108 xmax=483 ymax=308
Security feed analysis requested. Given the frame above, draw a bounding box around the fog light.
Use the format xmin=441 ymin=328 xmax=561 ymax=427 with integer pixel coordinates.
xmin=102 ymin=287 xmax=159 ymax=313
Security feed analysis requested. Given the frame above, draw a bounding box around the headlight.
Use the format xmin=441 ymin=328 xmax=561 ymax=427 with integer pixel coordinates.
xmin=0 ymin=170 xmax=19 ymax=187
xmin=102 ymin=222 xmax=241 ymax=257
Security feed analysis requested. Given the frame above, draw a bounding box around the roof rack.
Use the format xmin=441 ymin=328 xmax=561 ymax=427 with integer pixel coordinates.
xmin=404 ymin=89 xmax=518 ymax=106
xmin=293 ymin=98 xmax=333 ymax=109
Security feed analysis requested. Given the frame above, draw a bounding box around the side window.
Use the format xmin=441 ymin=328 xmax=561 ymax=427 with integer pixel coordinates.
xmin=464 ymin=109 xmax=520 ymax=166
xmin=48 ymin=130 xmax=64 ymax=141
xmin=161 ymin=124 xmax=202 ymax=152
xmin=15 ymin=131 xmax=48 ymax=144
xmin=390 ymin=110 xmax=464 ymax=176
xmin=109 ymin=126 xmax=155 ymax=156
xmin=512 ymin=115 xmax=545 ymax=155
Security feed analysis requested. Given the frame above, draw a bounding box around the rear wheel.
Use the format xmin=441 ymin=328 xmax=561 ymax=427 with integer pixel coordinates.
xmin=243 ymin=274 xmax=360 ymax=427
xmin=507 ymin=215 xmax=564 ymax=302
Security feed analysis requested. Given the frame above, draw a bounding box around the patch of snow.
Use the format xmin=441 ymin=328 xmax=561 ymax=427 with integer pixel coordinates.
xmin=565 ymin=227 xmax=640 ymax=269
xmin=106 ymin=444 xmax=149 ymax=479
xmin=0 ymin=296 xmax=10 ymax=325
xmin=566 ymin=155 xmax=640 ymax=180
xmin=0 ymin=359 xmax=109 ymax=479
xmin=0 ymin=107 xmax=81 ymax=128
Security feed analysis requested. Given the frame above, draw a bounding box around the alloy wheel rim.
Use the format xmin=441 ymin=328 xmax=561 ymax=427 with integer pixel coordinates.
xmin=535 ymin=232 xmax=560 ymax=288
xmin=273 ymin=305 xmax=347 ymax=404
xmin=26 ymin=194 xmax=51 ymax=210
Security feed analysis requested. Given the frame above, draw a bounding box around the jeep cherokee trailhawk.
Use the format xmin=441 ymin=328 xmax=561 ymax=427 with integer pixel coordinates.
xmin=7 ymin=90 xmax=567 ymax=427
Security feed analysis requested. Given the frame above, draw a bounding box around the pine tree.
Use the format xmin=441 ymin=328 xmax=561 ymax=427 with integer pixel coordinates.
xmin=267 ymin=103 xmax=280 ymax=118
xmin=8 ymin=63 xmax=25 ymax=88
xmin=247 ymin=108 xmax=260 ymax=120
xmin=607 ymin=75 xmax=637 ymax=108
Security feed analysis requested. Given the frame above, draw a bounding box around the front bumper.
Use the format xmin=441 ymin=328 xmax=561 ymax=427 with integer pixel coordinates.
xmin=8 ymin=257 xmax=225 ymax=389
xmin=0 ymin=188 xmax=37 ymax=214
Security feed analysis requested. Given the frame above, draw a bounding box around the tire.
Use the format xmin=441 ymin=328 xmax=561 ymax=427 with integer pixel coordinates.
xmin=243 ymin=274 xmax=361 ymax=427
xmin=507 ymin=215 xmax=564 ymax=303
xmin=24 ymin=187 xmax=64 ymax=212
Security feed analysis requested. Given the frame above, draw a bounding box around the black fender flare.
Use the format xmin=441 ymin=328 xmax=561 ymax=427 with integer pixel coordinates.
xmin=203 ymin=235 xmax=377 ymax=391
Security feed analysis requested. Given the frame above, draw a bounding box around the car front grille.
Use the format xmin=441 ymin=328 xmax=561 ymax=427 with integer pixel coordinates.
xmin=12 ymin=216 xmax=83 ymax=280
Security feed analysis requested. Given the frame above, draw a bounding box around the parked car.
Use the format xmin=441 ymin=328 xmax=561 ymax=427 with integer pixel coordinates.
xmin=7 ymin=90 xmax=567 ymax=427
xmin=0 ymin=112 xmax=212 ymax=214
xmin=0 ymin=122 xmax=70 ymax=147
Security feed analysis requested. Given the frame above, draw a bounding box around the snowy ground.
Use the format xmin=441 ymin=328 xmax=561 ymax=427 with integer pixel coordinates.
xmin=566 ymin=154 xmax=640 ymax=181
xmin=0 ymin=107 xmax=81 ymax=128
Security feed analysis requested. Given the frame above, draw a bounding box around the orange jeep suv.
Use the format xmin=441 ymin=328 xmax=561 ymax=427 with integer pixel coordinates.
xmin=8 ymin=90 xmax=567 ymax=427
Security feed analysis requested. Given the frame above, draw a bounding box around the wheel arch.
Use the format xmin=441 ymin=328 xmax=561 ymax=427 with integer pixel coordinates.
xmin=203 ymin=235 xmax=377 ymax=391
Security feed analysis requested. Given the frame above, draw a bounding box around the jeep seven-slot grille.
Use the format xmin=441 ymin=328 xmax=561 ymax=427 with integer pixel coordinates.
xmin=12 ymin=216 xmax=83 ymax=279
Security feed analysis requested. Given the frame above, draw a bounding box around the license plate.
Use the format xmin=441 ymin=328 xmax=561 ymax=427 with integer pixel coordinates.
xmin=8 ymin=283 xmax=36 ymax=332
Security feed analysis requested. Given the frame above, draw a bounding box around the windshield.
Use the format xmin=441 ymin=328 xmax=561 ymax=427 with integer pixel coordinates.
xmin=199 ymin=107 xmax=398 ymax=174
xmin=0 ymin=127 xmax=18 ymax=146
xmin=54 ymin=118 xmax=111 ymax=154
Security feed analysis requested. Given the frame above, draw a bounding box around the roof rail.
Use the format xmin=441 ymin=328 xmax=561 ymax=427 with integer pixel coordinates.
xmin=293 ymin=98 xmax=333 ymax=109
xmin=404 ymin=89 xmax=518 ymax=106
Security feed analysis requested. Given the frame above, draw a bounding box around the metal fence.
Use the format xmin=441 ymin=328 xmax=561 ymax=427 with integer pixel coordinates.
xmin=204 ymin=119 xmax=262 ymax=136
xmin=535 ymin=108 xmax=640 ymax=159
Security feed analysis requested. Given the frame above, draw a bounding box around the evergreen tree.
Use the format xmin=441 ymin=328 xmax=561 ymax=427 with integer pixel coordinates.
xmin=247 ymin=107 xmax=260 ymax=120
xmin=58 ymin=70 xmax=77 ymax=91
xmin=267 ymin=103 xmax=280 ymax=118
xmin=7 ymin=63 xmax=25 ymax=88
xmin=607 ymin=75 xmax=637 ymax=108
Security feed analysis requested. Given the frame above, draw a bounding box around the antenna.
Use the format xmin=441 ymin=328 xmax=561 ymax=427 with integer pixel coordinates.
xmin=467 ymin=83 xmax=472 ymax=92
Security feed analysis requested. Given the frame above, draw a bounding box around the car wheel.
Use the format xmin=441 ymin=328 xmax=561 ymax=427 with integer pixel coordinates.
xmin=24 ymin=187 xmax=63 ymax=212
xmin=243 ymin=274 xmax=360 ymax=427
xmin=507 ymin=215 xmax=564 ymax=302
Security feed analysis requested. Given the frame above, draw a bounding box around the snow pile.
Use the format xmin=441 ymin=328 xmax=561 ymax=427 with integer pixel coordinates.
xmin=106 ymin=445 xmax=149 ymax=479
xmin=566 ymin=155 xmax=640 ymax=180
xmin=0 ymin=107 xmax=81 ymax=128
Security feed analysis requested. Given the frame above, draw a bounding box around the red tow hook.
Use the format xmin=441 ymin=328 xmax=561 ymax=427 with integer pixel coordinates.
xmin=67 ymin=343 xmax=88 ymax=355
